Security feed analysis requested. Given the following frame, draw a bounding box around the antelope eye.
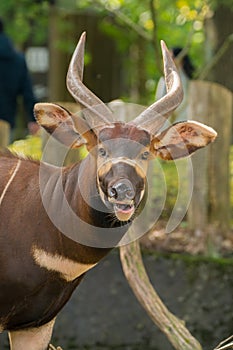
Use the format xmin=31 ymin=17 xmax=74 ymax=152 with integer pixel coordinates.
xmin=141 ymin=151 xmax=150 ymax=160
xmin=98 ymin=148 xmax=107 ymax=157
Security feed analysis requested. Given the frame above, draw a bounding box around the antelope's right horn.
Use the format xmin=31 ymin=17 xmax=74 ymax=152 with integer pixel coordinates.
xmin=130 ymin=40 xmax=184 ymax=134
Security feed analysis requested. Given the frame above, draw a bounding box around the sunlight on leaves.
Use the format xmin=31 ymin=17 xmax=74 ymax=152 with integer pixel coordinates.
xmin=139 ymin=12 xmax=154 ymax=30
xmin=8 ymin=135 xmax=42 ymax=160
xmin=100 ymin=0 xmax=124 ymax=10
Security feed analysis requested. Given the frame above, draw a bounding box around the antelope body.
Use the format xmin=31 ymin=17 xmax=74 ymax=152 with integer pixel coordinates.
xmin=0 ymin=33 xmax=216 ymax=350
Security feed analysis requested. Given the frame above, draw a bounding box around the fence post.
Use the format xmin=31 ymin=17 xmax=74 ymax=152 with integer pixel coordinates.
xmin=0 ymin=120 xmax=10 ymax=148
xmin=187 ymin=80 xmax=232 ymax=237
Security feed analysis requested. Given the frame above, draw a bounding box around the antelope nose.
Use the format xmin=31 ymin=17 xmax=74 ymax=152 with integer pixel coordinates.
xmin=108 ymin=179 xmax=135 ymax=201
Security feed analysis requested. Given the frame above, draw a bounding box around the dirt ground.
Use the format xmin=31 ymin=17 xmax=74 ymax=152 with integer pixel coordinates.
xmin=140 ymin=222 xmax=233 ymax=256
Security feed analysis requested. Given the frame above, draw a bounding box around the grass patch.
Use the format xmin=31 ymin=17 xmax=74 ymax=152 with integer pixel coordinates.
xmin=8 ymin=134 xmax=42 ymax=160
xmin=144 ymin=250 xmax=233 ymax=267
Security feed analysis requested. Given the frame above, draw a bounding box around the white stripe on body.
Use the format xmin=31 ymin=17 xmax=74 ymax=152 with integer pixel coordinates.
xmin=32 ymin=246 xmax=97 ymax=282
xmin=0 ymin=159 xmax=21 ymax=206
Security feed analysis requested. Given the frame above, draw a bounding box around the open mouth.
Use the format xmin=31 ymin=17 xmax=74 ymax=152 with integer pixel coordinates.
xmin=113 ymin=203 xmax=135 ymax=221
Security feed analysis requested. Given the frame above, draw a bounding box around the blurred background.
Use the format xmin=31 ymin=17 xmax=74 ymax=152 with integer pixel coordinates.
xmin=0 ymin=1 xmax=232 ymax=349
xmin=1 ymin=0 xmax=232 ymax=106
xmin=1 ymin=0 xmax=232 ymax=248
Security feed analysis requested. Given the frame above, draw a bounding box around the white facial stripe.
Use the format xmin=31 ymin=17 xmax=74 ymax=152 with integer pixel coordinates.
xmin=32 ymin=247 xmax=97 ymax=282
xmin=110 ymin=157 xmax=137 ymax=167
xmin=139 ymin=188 xmax=145 ymax=202
xmin=98 ymin=184 xmax=107 ymax=204
xmin=99 ymin=157 xmax=147 ymax=177
xmin=0 ymin=159 xmax=21 ymax=206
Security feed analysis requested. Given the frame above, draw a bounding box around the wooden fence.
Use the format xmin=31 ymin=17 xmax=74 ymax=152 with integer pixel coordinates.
xmin=0 ymin=120 xmax=10 ymax=148
xmin=187 ymin=80 xmax=232 ymax=236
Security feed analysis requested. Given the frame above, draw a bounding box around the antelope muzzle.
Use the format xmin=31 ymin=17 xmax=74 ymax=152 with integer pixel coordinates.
xmin=98 ymin=161 xmax=146 ymax=221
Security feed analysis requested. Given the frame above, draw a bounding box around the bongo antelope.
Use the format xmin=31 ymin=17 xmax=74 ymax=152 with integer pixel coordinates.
xmin=0 ymin=32 xmax=216 ymax=350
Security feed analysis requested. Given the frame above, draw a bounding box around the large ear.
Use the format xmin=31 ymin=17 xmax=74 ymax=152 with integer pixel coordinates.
xmin=151 ymin=121 xmax=217 ymax=160
xmin=34 ymin=103 xmax=97 ymax=149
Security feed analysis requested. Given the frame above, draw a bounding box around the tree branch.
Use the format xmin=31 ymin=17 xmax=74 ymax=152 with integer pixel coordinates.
xmin=196 ymin=33 xmax=233 ymax=79
xmin=214 ymin=335 xmax=233 ymax=350
xmin=149 ymin=0 xmax=163 ymax=74
xmin=112 ymin=8 xmax=151 ymax=41
xmin=49 ymin=344 xmax=63 ymax=350
xmin=92 ymin=0 xmax=151 ymax=41
xmin=119 ymin=241 xmax=202 ymax=350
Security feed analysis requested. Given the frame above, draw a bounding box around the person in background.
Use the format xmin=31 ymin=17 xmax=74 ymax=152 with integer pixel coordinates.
xmin=0 ymin=18 xmax=38 ymax=142
xmin=155 ymin=47 xmax=195 ymax=123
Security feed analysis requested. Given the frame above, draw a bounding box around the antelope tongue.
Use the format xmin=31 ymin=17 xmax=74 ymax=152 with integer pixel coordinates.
xmin=114 ymin=203 xmax=134 ymax=222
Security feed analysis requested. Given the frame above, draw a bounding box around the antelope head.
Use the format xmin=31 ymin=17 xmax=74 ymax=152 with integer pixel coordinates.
xmin=34 ymin=32 xmax=217 ymax=223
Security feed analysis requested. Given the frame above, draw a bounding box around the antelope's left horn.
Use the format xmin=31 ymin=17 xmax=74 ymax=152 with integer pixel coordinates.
xmin=66 ymin=32 xmax=113 ymax=129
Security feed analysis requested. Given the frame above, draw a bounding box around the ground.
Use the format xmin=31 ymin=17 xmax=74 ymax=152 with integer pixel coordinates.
xmin=140 ymin=221 xmax=233 ymax=256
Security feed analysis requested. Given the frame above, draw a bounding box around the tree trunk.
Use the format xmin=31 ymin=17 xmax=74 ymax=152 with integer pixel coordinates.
xmin=48 ymin=7 xmax=74 ymax=102
xmin=204 ymin=4 xmax=233 ymax=92
xmin=187 ymin=80 xmax=232 ymax=238
xmin=48 ymin=7 xmax=125 ymax=104
xmin=119 ymin=241 xmax=202 ymax=350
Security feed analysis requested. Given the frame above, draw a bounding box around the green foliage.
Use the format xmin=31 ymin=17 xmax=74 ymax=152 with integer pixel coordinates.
xmin=2 ymin=0 xmax=231 ymax=102
xmin=1 ymin=0 xmax=232 ymax=87
xmin=152 ymin=159 xmax=186 ymax=220
xmin=61 ymin=0 xmax=214 ymax=102
xmin=147 ymin=250 xmax=233 ymax=267
xmin=0 ymin=0 xmax=49 ymax=47
xmin=8 ymin=135 xmax=42 ymax=160
xmin=209 ymin=0 xmax=233 ymax=10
